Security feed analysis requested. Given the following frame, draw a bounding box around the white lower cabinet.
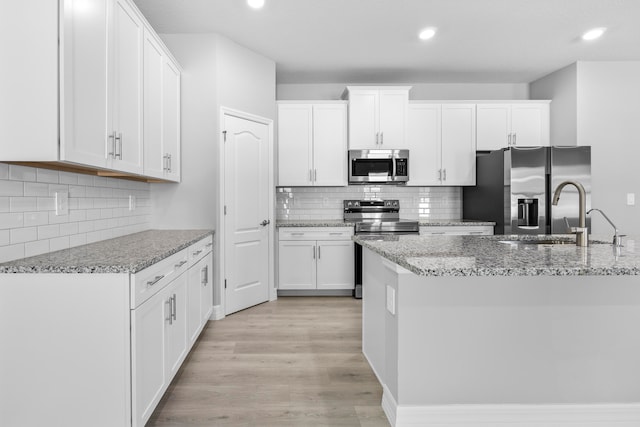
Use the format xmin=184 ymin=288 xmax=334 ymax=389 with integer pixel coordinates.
xmin=278 ymin=227 xmax=354 ymax=291
xmin=132 ymin=236 xmax=213 ymax=427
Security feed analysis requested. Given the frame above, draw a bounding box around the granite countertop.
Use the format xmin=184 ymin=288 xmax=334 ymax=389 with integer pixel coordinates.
xmin=0 ymin=229 xmax=214 ymax=274
xmin=354 ymin=234 xmax=640 ymax=277
xmin=418 ymin=219 xmax=496 ymax=226
xmin=276 ymin=219 xmax=354 ymax=227
xmin=276 ymin=219 xmax=495 ymax=228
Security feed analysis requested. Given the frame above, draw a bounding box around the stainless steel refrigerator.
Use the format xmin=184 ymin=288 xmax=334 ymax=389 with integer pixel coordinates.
xmin=463 ymin=146 xmax=591 ymax=235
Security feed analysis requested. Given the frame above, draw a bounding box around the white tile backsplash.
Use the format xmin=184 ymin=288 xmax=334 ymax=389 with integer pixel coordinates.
xmin=276 ymin=186 xmax=463 ymax=220
xmin=0 ymin=163 xmax=151 ymax=263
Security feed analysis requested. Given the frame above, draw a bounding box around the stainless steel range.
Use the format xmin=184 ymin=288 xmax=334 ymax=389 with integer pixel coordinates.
xmin=344 ymin=199 xmax=419 ymax=298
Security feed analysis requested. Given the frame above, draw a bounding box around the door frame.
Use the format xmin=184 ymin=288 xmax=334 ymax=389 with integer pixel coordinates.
xmin=216 ymin=107 xmax=276 ymax=319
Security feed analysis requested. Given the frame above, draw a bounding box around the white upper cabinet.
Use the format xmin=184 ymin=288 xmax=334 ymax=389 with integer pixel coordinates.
xmin=1 ymin=0 xmax=180 ymax=182
xmin=441 ymin=104 xmax=476 ymax=185
xmin=407 ymin=103 xmax=476 ymax=186
xmin=143 ymin=29 xmax=182 ymax=182
xmin=111 ymin=0 xmax=144 ymax=174
xmin=476 ymin=101 xmax=550 ymax=151
xmin=344 ymin=86 xmax=410 ymax=149
xmin=277 ymin=102 xmax=347 ymax=187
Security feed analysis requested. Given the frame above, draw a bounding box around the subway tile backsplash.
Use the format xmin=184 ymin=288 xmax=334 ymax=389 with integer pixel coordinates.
xmin=276 ymin=186 xmax=462 ymax=220
xmin=0 ymin=163 xmax=151 ymax=263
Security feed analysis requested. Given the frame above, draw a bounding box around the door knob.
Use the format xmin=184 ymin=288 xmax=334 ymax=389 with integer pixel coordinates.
xmin=260 ymin=219 xmax=270 ymax=226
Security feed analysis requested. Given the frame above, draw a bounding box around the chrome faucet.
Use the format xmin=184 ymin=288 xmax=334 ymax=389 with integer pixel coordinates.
xmin=552 ymin=180 xmax=588 ymax=247
xmin=587 ymin=208 xmax=624 ymax=247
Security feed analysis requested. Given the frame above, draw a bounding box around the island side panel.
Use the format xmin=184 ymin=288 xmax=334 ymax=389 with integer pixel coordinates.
xmin=0 ymin=274 xmax=132 ymax=427
xmin=362 ymin=247 xmax=387 ymax=384
xmin=394 ymin=273 xmax=640 ymax=405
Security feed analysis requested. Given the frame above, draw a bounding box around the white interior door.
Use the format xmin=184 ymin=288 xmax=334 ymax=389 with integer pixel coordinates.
xmin=224 ymin=113 xmax=271 ymax=315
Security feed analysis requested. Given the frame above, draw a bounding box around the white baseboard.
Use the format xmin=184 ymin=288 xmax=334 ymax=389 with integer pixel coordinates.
xmin=210 ymin=304 xmax=225 ymax=320
xmin=382 ymin=386 xmax=640 ymax=427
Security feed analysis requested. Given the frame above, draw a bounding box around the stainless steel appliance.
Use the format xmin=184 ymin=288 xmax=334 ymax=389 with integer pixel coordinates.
xmin=344 ymin=199 xmax=419 ymax=298
xmin=348 ymin=149 xmax=409 ymax=184
xmin=463 ymin=146 xmax=591 ymax=235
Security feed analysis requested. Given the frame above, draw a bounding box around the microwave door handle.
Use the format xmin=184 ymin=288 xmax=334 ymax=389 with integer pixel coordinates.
xmin=392 ymin=158 xmax=396 ymax=180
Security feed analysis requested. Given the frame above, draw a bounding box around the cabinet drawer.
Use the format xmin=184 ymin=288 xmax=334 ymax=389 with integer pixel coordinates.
xmin=279 ymin=227 xmax=353 ymax=241
xmin=188 ymin=235 xmax=213 ymax=267
xmin=419 ymin=225 xmax=494 ymax=236
xmin=131 ymin=248 xmax=189 ymax=309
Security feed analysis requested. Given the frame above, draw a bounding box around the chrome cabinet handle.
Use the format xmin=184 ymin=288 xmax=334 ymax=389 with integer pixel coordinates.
xmin=193 ymin=249 xmax=203 ymax=256
xmin=291 ymin=232 xmax=304 ymax=236
xmin=166 ymin=298 xmax=173 ymax=325
xmin=314 ymin=169 xmax=317 ymax=182
xmin=318 ymin=246 xmax=321 ymax=259
xmin=172 ymin=294 xmax=178 ymax=320
xmin=380 ymin=132 xmax=383 ymax=144
xmin=108 ymin=132 xmax=116 ymax=158
xmin=201 ymin=265 xmax=208 ymax=285
xmin=512 ymin=133 xmax=517 ymax=145
xmin=115 ymin=133 xmax=122 ymax=159
xmin=442 ymin=169 xmax=447 ymax=181
xmin=309 ymin=169 xmax=313 ymax=182
xmin=163 ymin=154 xmax=168 ymax=171
xmin=375 ymin=132 xmax=380 ymax=145
xmin=168 ymin=154 xmax=172 ymax=172
xmin=438 ymin=169 xmax=442 ymax=181
xmin=312 ymin=246 xmax=316 ymax=259
xmin=469 ymin=231 xmax=484 ymax=235
xmin=175 ymin=260 xmax=188 ymax=268
xmin=205 ymin=242 xmax=213 ymax=248
xmin=329 ymin=232 xmax=342 ymax=235
xmin=260 ymin=219 xmax=270 ymax=226
xmin=147 ymin=275 xmax=164 ymax=287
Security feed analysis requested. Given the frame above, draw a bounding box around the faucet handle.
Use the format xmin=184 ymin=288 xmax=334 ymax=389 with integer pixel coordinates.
xmin=613 ymin=234 xmax=626 ymax=247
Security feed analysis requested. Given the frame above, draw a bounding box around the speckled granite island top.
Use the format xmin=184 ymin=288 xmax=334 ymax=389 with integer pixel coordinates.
xmin=0 ymin=229 xmax=213 ymax=274
xmin=354 ymin=234 xmax=640 ymax=277
xmin=276 ymin=219 xmax=496 ymax=228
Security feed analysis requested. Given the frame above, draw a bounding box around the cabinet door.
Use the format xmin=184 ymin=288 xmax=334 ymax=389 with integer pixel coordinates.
xmin=163 ymin=57 xmax=181 ymax=182
xmin=132 ymin=288 xmax=167 ymax=427
xmin=277 ymin=240 xmax=316 ymax=290
xmin=277 ymin=104 xmax=313 ymax=186
xmin=348 ymin=90 xmax=379 ymax=149
xmin=60 ymin=0 xmax=110 ymax=168
xmin=112 ymin=0 xmax=143 ymax=174
xmin=378 ymin=90 xmax=408 ymax=149
xmin=142 ymin=29 xmax=164 ymax=179
xmin=200 ymin=252 xmax=214 ymax=324
xmin=476 ymin=104 xmax=511 ymax=151
xmin=407 ymin=104 xmax=442 ymax=186
xmin=313 ymin=104 xmax=347 ymax=186
xmin=441 ymin=104 xmax=476 ymax=186
xmin=316 ymin=240 xmax=354 ymax=290
xmin=511 ymin=103 xmax=550 ymax=147
xmin=165 ymin=272 xmax=188 ymax=380
xmin=187 ymin=258 xmax=203 ymax=345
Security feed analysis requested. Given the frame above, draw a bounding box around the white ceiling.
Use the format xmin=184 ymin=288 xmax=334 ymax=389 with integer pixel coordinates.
xmin=132 ymin=0 xmax=640 ymax=84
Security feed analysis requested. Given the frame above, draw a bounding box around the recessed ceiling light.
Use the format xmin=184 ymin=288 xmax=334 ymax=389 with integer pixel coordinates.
xmin=419 ymin=28 xmax=437 ymax=41
xmin=247 ymin=0 xmax=265 ymax=9
xmin=582 ymin=27 xmax=606 ymax=41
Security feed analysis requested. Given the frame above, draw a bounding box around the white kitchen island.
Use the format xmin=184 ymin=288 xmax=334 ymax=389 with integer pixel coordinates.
xmin=356 ymin=234 xmax=640 ymax=427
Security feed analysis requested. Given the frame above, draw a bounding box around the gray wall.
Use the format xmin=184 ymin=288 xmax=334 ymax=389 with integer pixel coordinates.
xmin=530 ymin=63 xmax=577 ymax=146
xmin=151 ymin=34 xmax=276 ymax=306
xmin=577 ymin=61 xmax=640 ymax=236
xmin=530 ymin=61 xmax=640 ymax=236
xmin=277 ymin=83 xmax=529 ymax=100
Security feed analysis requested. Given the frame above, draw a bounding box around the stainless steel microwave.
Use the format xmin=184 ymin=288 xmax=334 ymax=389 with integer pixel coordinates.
xmin=348 ymin=149 xmax=409 ymax=184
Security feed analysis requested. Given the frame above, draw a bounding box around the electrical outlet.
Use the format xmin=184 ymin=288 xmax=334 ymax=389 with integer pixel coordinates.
xmin=55 ymin=192 xmax=69 ymax=216
xmin=627 ymin=193 xmax=635 ymax=206
xmin=386 ymin=285 xmax=396 ymax=315
xmin=128 ymin=195 xmax=136 ymax=211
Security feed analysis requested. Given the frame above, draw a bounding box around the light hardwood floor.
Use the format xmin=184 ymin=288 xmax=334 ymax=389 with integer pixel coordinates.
xmin=147 ymin=296 xmax=390 ymax=427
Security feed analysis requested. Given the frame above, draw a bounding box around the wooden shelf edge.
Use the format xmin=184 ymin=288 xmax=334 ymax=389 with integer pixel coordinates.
xmin=8 ymin=161 xmax=176 ymax=184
